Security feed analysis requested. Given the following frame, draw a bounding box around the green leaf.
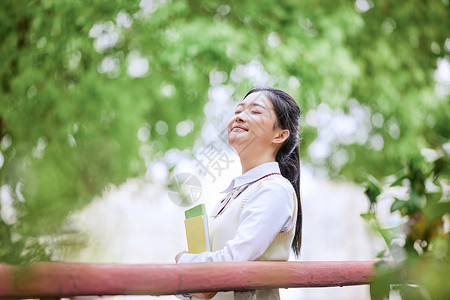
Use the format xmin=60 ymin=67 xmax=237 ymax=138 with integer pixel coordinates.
xmin=364 ymin=175 xmax=382 ymax=204
xmin=376 ymin=249 xmax=387 ymax=258
xmin=424 ymin=202 xmax=450 ymax=220
xmin=433 ymin=156 xmax=449 ymax=180
xmin=391 ymin=174 xmax=407 ymax=187
xmin=405 ymin=191 xmax=424 ymax=214
xmin=360 ymin=212 xmax=376 ymax=222
xmin=379 ymin=225 xmax=402 ymax=246
xmin=391 ymin=198 xmax=407 ymax=213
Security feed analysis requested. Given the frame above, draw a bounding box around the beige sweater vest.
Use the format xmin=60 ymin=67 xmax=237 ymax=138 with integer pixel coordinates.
xmin=208 ymin=176 xmax=298 ymax=300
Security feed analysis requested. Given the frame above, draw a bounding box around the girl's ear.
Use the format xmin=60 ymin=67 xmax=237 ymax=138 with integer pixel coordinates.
xmin=273 ymin=129 xmax=289 ymax=144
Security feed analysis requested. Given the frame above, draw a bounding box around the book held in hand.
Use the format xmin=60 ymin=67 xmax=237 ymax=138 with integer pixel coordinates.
xmin=184 ymin=203 xmax=211 ymax=253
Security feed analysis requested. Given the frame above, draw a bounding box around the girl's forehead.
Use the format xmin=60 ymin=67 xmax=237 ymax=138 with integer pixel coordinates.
xmin=241 ymin=91 xmax=273 ymax=108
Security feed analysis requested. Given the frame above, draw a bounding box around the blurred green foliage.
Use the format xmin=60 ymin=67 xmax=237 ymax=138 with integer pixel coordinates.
xmin=0 ymin=0 xmax=448 ymax=263
xmin=363 ymin=146 xmax=449 ymax=299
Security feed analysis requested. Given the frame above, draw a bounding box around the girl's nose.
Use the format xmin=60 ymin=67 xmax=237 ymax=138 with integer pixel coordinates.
xmin=235 ymin=110 xmax=248 ymax=122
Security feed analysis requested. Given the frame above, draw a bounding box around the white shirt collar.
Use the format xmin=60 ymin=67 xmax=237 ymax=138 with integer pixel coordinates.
xmin=220 ymin=161 xmax=281 ymax=193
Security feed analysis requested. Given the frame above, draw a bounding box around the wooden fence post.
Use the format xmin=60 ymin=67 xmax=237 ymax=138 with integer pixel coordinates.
xmin=234 ymin=290 xmax=255 ymax=300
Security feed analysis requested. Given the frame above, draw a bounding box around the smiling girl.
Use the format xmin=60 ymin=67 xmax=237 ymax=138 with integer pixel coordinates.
xmin=176 ymin=87 xmax=302 ymax=300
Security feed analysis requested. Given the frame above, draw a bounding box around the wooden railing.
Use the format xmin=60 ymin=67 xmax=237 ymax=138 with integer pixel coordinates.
xmin=0 ymin=261 xmax=376 ymax=299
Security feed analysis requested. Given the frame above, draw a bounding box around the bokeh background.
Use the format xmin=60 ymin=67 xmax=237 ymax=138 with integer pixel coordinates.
xmin=1 ymin=0 xmax=449 ymax=299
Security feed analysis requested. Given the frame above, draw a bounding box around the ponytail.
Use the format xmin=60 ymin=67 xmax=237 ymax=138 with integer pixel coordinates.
xmin=276 ymin=144 xmax=302 ymax=256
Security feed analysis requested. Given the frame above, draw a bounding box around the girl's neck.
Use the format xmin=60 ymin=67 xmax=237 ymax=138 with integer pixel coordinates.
xmin=239 ymin=153 xmax=276 ymax=174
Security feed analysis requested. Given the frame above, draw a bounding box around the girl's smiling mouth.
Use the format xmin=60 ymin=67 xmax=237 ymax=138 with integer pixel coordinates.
xmin=231 ymin=124 xmax=248 ymax=131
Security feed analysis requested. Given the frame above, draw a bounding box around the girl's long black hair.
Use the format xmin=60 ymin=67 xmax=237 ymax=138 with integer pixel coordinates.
xmin=244 ymin=87 xmax=302 ymax=256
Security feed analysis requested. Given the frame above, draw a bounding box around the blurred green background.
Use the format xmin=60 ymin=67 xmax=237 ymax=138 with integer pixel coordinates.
xmin=1 ymin=0 xmax=449 ymax=297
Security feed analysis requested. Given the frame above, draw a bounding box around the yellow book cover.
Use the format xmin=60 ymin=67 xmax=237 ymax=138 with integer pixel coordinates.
xmin=184 ymin=215 xmax=211 ymax=253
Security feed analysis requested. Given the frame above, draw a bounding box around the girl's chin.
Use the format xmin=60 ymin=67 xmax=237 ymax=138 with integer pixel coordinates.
xmin=228 ymin=138 xmax=253 ymax=153
xmin=228 ymin=129 xmax=248 ymax=137
xmin=228 ymin=135 xmax=246 ymax=145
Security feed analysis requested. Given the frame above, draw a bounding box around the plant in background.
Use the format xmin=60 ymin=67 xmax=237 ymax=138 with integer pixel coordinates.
xmin=1 ymin=0 xmax=448 ymax=264
xmin=362 ymin=145 xmax=449 ymax=299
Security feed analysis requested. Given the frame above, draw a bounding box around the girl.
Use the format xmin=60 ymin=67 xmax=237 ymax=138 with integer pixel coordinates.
xmin=176 ymin=87 xmax=302 ymax=300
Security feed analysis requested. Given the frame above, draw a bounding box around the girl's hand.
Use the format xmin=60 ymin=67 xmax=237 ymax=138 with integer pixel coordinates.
xmin=175 ymin=251 xmax=217 ymax=299
xmin=175 ymin=250 xmax=188 ymax=263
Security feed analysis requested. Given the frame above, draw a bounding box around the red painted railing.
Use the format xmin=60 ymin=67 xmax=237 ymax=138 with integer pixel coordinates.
xmin=0 ymin=261 xmax=376 ymax=298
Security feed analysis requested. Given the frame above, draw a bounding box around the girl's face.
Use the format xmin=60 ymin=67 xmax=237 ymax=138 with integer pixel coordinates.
xmin=228 ymin=91 xmax=283 ymax=156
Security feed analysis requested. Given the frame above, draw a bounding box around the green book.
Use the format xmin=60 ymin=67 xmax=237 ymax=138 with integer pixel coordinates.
xmin=185 ymin=203 xmax=206 ymax=219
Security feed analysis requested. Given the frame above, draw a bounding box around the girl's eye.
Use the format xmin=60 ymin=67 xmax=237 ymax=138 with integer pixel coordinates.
xmin=251 ymin=111 xmax=261 ymax=114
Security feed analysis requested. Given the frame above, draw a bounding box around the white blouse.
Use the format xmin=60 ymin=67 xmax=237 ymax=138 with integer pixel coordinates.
xmin=178 ymin=161 xmax=295 ymax=263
